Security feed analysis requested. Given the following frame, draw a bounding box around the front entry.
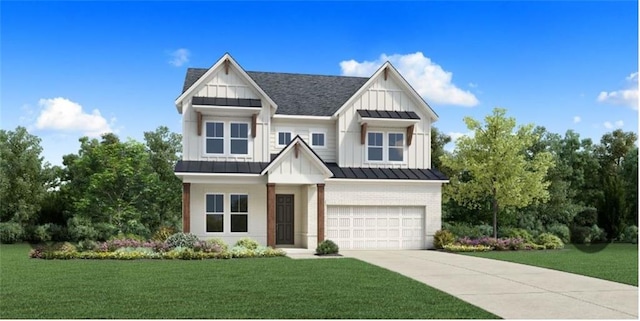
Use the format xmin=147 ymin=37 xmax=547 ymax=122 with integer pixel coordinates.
xmin=276 ymin=194 xmax=294 ymax=244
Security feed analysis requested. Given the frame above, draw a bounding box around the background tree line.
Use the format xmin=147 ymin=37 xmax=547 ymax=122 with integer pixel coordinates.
xmin=433 ymin=108 xmax=638 ymax=244
xmin=0 ymin=107 xmax=637 ymax=244
xmin=0 ymin=126 xmax=182 ymax=243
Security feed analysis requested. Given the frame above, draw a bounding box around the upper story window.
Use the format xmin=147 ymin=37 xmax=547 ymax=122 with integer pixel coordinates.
xmin=206 ymin=122 xmax=224 ymax=154
xmin=367 ymin=131 xmax=405 ymax=163
xmin=311 ymin=132 xmax=325 ymax=148
xmin=205 ymin=121 xmax=250 ymax=156
xmin=230 ymin=123 xmax=248 ymax=154
xmin=278 ymin=132 xmax=292 ymax=146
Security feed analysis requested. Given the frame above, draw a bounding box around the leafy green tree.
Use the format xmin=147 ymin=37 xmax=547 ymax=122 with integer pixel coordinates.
xmin=440 ymin=108 xmax=554 ymax=238
xmin=621 ymin=147 xmax=638 ymax=226
xmin=430 ymin=127 xmax=451 ymax=173
xmin=143 ymin=126 xmax=182 ymax=230
xmin=0 ymin=127 xmax=46 ymax=227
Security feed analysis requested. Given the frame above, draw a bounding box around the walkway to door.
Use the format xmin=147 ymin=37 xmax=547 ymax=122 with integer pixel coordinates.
xmin=341 ymin=250 xmax=638 ymax=319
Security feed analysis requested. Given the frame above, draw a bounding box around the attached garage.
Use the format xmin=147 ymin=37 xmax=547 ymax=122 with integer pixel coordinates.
xmin=326 ymin=206 xmax=425 ymax=249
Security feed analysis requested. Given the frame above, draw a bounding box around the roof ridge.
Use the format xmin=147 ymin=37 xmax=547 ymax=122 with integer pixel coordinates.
xmin=247 ymin=70 xmax=369 ymax=80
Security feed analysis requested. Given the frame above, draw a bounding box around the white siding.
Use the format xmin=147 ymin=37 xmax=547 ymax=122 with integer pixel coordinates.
xmin=336 ymin=76 xmax=432 ymax=168
xmin=325 ymin=180 xmax=443 ymax=248
xmin=268 ymin=150 xmax=326 ymax=184
xmin=196 ymin=69 xmax=260 ymax=99
xmin=190 ymin=183 xmax=267 ymax=246
xmin=270 ymin=119 xmax=336 ymax=162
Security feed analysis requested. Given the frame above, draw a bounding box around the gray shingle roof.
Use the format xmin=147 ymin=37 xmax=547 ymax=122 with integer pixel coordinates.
xmin=182 ymin=68 xmax=368 ymax=116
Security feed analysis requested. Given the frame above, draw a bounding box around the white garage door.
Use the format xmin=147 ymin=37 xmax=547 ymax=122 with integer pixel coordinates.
xmin=326 ymin=206 xmax=425 ymax=249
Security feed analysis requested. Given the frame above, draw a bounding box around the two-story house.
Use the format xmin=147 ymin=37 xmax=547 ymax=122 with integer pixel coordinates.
xmin=174 ymin=53 xmax=448 ymax=250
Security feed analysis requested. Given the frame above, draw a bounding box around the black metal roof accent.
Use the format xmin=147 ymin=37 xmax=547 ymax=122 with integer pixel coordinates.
xmin=192 ymin=96 xmax=262 ymax=107
xmin=357 ymin=109 xmax=420 ymax=120
xmin=325 ymin=163 xmax=448 ymax=180
xmin=182 ymin=68 xmax=368 ymax=116
xmin=175 ymin=160 xmax=268 ymax=174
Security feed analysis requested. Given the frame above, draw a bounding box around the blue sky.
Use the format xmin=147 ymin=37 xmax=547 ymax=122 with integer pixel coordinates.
xmin=2 ymin=1 xmax=638 ymax=165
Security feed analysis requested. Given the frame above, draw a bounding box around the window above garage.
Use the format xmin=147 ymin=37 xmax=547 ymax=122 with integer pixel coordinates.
xmin=357 ymin=109 xmax=420 ymax=147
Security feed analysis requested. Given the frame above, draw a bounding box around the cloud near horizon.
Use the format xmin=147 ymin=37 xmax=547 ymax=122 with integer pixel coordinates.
xmin=597 ymin=72 xmax=638 ymax=110
xmin=35 ymin=97 xmax=115 ymax=137
xmin=340 ymin=52 xmax=479 ymax=107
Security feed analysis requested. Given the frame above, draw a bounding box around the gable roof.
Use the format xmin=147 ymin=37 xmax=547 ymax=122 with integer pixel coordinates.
xmin=333 ymin=62 xmax=438 ymax=121
xmin=175 ymin=53 xmax=277 ymax=113
xmin=260 ymin=135 xmax=333 ymax=177
xmin=182 ymin=69 xmax=368 ymax=116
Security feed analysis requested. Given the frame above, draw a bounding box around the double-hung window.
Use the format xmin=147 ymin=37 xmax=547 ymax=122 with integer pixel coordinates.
xmin=311 ymin=132 xmax=325 ymax=148
xmin=230 ymin=194 xmax=248 ymax=232
xmin=204 ymin=121 xmax=250 ymax=155
xmin=230 ymin=123 xmax=248 ymax=155
xmin=206 ymin=194 xmax=224 ymax=232
xmin=367 ymin=132 xmax=384 ymax=161
xmin=206 ymin=194 xmax=249 ymax=233
xmin=367 ymin=131 xmax=405 ymax=162
xmin=206 ymin=122 xmax=224 ymax=154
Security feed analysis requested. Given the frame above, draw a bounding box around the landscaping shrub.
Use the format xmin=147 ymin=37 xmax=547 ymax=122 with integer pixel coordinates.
xmin=546 ymin=224 xmax=570 ymax=244
xmin=206 ymin=238 xmax=228 ymax=252
xmin=433 ymin=230 xmax=455 ymax=249
xmin=505 ymin=228 xmax=534 ymax=243
xmin=442 ymin=244 xmax=492 ymax=252
xmin=235 ymin=237 xmax=260 ymax=250
xmin=0 ymin=222 xmax=24 ymax=244
xmin=316 ymin=239 xmax=339 ymax=255
xmin=536 ymin=233 xmax=564 ymax=249
xmin=67 ymin=217 xmax=97 ymax=241
xmin=456 ymin=236 xmax=524 ymax=251
xmin=619 ymin=225 xmax=638 ymax=244
xmin=109 ymin=233 xmax=146 ymax=242
xmin=49 ymin=224 xmax=69 ymax=242
xmin=523 ymin=243 xmax=546 ymax=250
xmin=33 ymin=224 xmax=53 ymax=243
xmin=152 ymin=226 xmax=176 ymax=242
xmin=120 ymin=220 xmax=151 ymax=239
xmin=446 ymin=223 xmax=486 ymax=238
xmin=76 ymin=240 xmax=98 ymax=252
xmin=590 ymin=224 xmax=607 ymax=242
xmin=93 ymin=223 xmax=119 ymax=241
xmin=193 ymin=240 xmax=223 ymax=253
xmin=475 ymin=224 xmax=494 ymax=237
xmin=166 ymin=232 xmax=199 ymax=249
xmin=573 ymin=208 xmax=598 ymax=226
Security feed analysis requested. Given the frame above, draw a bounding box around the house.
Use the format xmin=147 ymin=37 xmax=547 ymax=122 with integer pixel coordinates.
xmin=173 ymin=53 xmax=448 ymax=250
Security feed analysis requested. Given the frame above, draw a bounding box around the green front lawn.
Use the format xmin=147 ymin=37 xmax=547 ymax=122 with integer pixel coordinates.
xmin=0 ymin=244 xmax=498 ymax=319
xmin=464 ymin=243 xmax=638 ymax=286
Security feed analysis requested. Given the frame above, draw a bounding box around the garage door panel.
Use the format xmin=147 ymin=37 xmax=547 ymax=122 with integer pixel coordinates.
xmin=326 ymin=206 xmax=425 ymax=250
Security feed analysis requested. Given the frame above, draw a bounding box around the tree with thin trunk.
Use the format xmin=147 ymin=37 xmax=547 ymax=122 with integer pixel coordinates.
xmin=440 ymin=108 xmax=554 ymax=238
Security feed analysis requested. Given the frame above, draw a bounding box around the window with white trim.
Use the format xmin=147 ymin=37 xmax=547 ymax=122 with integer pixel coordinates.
xmin=230 ymin=194 xmax=248 ymax=232
xmin=388 ymin=133 xmax=404 ymax=162
xmin=204 ymin=121 xmax=250 ymax=156
xmin=311 ymin=132 xmax=325 ymax=148
xmin=367 ymin=132 xmax=383 ymax=161
xmin=206 ymin=194 xmax=224 ymax=232
xmin=278 ymin=132 xmax=292 ymax=146
xmin=366 ymin=131 xmax=405 ymax=163
xmin=230 ymin=123 xmax=248 ymax=155
xmin=205 ymin=122 xmax=224 ymax=154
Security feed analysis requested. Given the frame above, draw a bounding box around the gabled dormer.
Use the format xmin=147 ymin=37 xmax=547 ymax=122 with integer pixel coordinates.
xmin=175 ymin=54 xmax=277 ymax=163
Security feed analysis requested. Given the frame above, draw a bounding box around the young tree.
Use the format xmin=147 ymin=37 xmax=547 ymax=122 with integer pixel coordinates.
xmin=430 ymin=127 xmax=452 ymax=173
xmin=440 ymin=108 xmax=554 ymax=238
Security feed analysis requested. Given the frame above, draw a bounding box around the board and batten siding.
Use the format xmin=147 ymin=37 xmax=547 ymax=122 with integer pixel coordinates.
xmin=181 ymin=67 xmax=272 ymax=162
xmin=336 ymin=75 xmax=432 ymax=168
xmin=270 ymin=120 xmax=336 ymax=162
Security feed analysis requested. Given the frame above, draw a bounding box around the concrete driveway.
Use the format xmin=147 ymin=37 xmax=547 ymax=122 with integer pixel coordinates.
xmin=341 ymin=250 xmax=638 ymax=319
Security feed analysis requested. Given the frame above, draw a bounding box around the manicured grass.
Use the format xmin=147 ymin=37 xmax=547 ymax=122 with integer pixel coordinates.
xmin=0 ymin=244 xmax=498 ymax=319
xmin=464 ymin=243 xmax=638 ymax=286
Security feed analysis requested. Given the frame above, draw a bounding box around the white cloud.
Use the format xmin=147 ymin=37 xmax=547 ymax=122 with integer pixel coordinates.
xmin=35 ymin=97 xmax=114 ymax=137
xmin=168 ymin=48 xmax=190 ymax=67
xmin=468 ymin=82 xmax=478 ymax=88
xmin=340 ymin=52 xmax=479 ymax=107
xmin=573 ymin=116 xmax=581 ymax=123
xmin=603 ymin=120 xmax=624 ymax=129
xmin=597 ymin=72 xmax=638 ymax=110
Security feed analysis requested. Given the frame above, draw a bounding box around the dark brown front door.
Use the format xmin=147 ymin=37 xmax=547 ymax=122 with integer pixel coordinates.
xmin=276 ymin=194 xmax=294 ymax=245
